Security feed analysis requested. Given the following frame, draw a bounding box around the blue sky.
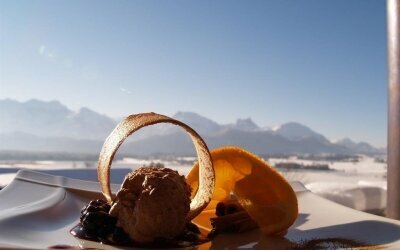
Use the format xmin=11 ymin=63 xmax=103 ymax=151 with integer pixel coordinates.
xmin=0 ymin=0 xmax=387 ymax=147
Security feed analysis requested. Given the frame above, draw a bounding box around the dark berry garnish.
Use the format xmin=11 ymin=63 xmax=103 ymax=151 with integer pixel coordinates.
xmin=207 ymin=228 xmax=218 ymax=239
xmin=216 ymin=202 xmax=226 ymax=216
xmin=184 ymin=231 xmax=199 ymax=242
xmin=186 ymin=222 xmax=200 ymax=234
xmin=75 ymin=199 xmax=208 ymax=247
xmin=225 ymin=204 xmax=239 ymax=215
xmin=89 ymin=199 xmax=107 ymax=206
xmin=79 ymin=199 xmax=116 ymax=238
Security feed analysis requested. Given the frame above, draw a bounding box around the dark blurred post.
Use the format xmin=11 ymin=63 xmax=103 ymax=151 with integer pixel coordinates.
xmin=387 ymin=0 xmax=400 ymax=220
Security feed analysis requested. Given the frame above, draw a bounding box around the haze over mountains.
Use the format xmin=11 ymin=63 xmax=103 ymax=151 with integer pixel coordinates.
xmin=0 ymin=99 xmax=385 ymax=156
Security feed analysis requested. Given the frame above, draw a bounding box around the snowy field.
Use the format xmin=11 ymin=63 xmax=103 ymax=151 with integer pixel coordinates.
xmin=269 ymin=156 xmax=387 ymax=215
xmin=0 ymin=155 xmax=387 ymax=215
xmin=0 ymin=158 xmax=194 ymax=187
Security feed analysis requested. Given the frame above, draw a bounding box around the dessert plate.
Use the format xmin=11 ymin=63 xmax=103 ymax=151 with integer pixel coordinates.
xmin=0 ymin=170 xmax=399 ymax=249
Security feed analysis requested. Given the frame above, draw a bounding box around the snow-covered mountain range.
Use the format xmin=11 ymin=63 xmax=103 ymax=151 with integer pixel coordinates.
xmin=0 ymin=99 xmax=385 ymax=155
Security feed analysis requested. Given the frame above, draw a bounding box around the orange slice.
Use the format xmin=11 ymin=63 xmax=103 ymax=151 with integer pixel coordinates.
xmin=186 ymin=146 xmax=298 ymax=236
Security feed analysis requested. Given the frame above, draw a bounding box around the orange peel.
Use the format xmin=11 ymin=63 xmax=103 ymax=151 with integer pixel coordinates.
xmin=186 ymin=146 xmax=298 ymax=236
xmin=97 ymin=112 xmax=215 ymax=221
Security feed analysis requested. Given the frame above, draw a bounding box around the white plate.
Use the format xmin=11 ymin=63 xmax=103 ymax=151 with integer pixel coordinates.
xmin=0 ymin=170 xmax=399 ymax=249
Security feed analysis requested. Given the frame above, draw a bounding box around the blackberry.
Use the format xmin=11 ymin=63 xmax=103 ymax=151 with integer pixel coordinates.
xmin=216 ymin=202 xmax=226 ymax=217
xmin=216 ymin=201 xmax=240 ymax=216
xmin=225 ymin=204 xmax=239 ymax=215
xmin=186 ymin=222 xmax=200 ymax=234
xmin=207 ymin=228 xmax=218 ymax=239
xmin=80 ymin=199 xmax=116 ymax=238
xmin=184 ymin=231 xmax=199 ymax=242
xmin=80 ymin=199 xmax=110 ymax=219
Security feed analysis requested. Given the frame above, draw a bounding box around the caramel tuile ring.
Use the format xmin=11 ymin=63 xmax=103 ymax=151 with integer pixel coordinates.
xmin=97 ymin=112 xmax=215 ymax=221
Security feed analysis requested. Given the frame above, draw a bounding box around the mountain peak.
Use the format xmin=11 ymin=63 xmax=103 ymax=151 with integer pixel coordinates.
xmin=0 ymin=98 xmax=384 ymax=154
xmin=273 ymin=122 xmax=329 ymax=142
xmin=278 ymin=122 xmax=310 ymax=130
xmin=77 ymin=107 xmax=97 ymax=115
xmin=333 ymin=138 xmax=355 ymax=146
xmin=1 ymin=98 xmax=69 ymax=110
xmin=0 ymin=98 xmax=72 ymax=118
xmin=25 ymin=98 xmax=67 ymax=108
xmin=333 ymin=138 xmax=383 ymax=154
xmin=173 ymin=111 xmax=219 ymax=126
xmin=233 ymin=118 xmax=259 ymax=131
xmin=174 ymin=111 xmax=206 ymax=119
xmin=0 ymin=98 xmax=116 ymax=140
xmin=172 ymin=111 xmax=221 ymax=136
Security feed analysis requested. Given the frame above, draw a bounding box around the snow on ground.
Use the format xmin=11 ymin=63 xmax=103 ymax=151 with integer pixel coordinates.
xmin=0 ymin=156 xmax=388 ymax=215
xmin=269 ymin=156 xmax=387 ymax=214
xmin=0 ymin=158 xmax=193 ymax=189
xmin=0 ymin=161 xmax=95 ymax=170
xmin=117 ymin=157 xmax=192 ymax=174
